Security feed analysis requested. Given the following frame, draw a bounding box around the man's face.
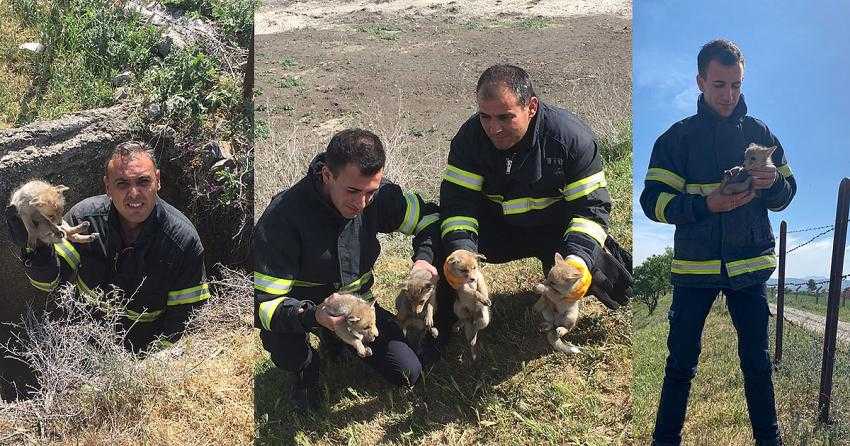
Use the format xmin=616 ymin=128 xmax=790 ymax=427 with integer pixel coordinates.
xmin=477 ymin=86 xmax=539 ymax=150
xmin=103 ymin=154 xmax=161 ymax=226
xmin=697 ymin=59 xmax=744 ymax=118
xmin=322 ymin=163 xmax=383 ymax=219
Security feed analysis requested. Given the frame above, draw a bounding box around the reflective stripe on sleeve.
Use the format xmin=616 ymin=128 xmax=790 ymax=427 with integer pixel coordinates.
xmin=415 ymin=213 xmax=439 ymax=235
xmin=562 ymin=171 xmax=608 ymax=201
xmin=258 ymin=296 xmax=286 ymax=331
xmin=55 ymin=239 xmax=80 ymax=271
xmin=684 ymin=183 xmax=720 ymax=196
xmin=27 ymin=273 xmax=58 ymax=292
xmin=655 ymin=192 xmax=675 ymax=223
xmin=339 ymin=271 xmax=373 ymax=294
xmin=254 ymin=272 xmax=293 ymax=295
xmin=167 ymin=283 xmax=211 ymax=306
xmin=442 ymin=164 xmax=484 ymax=191
xmin=441 ymin=216 xmax=479 ymax=237
xmin=646 ymin=168 xmax=685 ymax=192
xmin=564 ymin=217 xmax=606 ymax=246
xmin=396 ymin=191 xmax=421 ymax=235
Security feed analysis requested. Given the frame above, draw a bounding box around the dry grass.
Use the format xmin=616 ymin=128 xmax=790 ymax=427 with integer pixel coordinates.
xmin=0 ymin=266 xmax=254 ymax=445
xmin=253 ymin=87 xmax=633 ymax=444
xmin=633 ymin=295 xmax=850 ymax=445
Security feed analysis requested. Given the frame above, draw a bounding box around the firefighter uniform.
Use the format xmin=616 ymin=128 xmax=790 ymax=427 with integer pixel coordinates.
xmin=439 ymin=101 xmax=631 ymax=316
xmin=640 ymin=94 xmax=794 ymax=445
xmin=253 ymin=154 xmax=439 ymax=387
xmin=21 ymin=195 xmax=210 ymax=352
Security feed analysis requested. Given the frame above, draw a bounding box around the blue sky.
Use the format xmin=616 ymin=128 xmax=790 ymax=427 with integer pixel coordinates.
xmin=633 ymin=1 xmax=850 ymax=278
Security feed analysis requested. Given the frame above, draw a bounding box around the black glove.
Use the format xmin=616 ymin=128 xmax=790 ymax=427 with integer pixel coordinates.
xmin=588 ymin=235 xmax=633 ymax=310
xmin=5 ymin=205 xmax=29 ymax=250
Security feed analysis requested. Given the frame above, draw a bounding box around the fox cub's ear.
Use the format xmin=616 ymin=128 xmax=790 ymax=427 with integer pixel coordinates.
xmin=348 ymin=315 xmax=360 ymax=323
xmin=474 ymin=253 xmax=486 ymax=262
xmin=54 ymin=185 xmax=69 ymax=193
xmin=554 ymin=252 xmax=565 ymax=263
xmin=29 ymin=197 xmax=45 ymax=207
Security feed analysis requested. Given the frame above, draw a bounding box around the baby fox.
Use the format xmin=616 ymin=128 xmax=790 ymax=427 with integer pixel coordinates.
xmin=396 ymin=267 xmax=438 ymax=343
xmin=533 ymin=253 xmax=590 ymax=355
xmin=9 ymin=180 xmax=98 ymax=250
xmin=317 ymin=293 xmax=379 ymax=357
xmin=718 ymin=143 xmax=776 ymax=195
xmin=444 ymin=249 xmax=490 ymax=361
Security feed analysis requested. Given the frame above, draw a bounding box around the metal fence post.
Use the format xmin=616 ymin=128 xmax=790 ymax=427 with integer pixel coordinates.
xmin=818 ymin=177 xmax=850 ymax=424
xmin=775 ymin=221 xmax=786 ymax=366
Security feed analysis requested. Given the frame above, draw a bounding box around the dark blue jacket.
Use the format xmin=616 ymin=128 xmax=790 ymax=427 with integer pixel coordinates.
xmin=24 ymin=195 xmax=209 ymax=350
xmin=640 ymin=95 xmax=796 ymax=289
xmin=440 ymin=101 xmax=611 ymax=269
xmin=253 ymin=154 xmax=440 ymax=335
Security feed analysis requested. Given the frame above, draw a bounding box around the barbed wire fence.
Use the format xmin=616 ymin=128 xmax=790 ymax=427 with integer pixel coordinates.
xmin=767 ymin=178 xmax=850 ymax=426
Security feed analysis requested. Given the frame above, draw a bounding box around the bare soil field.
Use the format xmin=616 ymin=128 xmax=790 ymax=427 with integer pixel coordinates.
xmin=254 ymin=1 xmax=633 ymax=444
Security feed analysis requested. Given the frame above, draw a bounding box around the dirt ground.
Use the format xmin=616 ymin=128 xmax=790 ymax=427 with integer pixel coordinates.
xmin=255 ymin=1 xmax=631 ymax=208
xmin=254 ymin=2 xmax=633 ymax=444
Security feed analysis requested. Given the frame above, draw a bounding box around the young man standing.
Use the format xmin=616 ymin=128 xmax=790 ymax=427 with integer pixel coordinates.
xmin=640 ymin=39 xmax=796 ymax=445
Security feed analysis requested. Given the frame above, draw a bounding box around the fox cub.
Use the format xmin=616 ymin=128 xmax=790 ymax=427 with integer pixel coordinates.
xmin=719 ymin=143 xmax=776 ymax=195
xmin=533 ymin=253 xmax=589 ymax=354
xmin=9 ymin=180 xmax=98 ymax=250
xmin=396 ymin=267 xmax=438 ymax=343
xmin=444 ymin=249 xmax=490 ymax=361
xmin=317 ymin=293 xmax=379 ymax=357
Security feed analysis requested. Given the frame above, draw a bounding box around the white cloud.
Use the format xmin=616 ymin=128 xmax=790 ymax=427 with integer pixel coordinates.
xmin=779 ymin=236 xmax=850 ymax=279
xmin=672 ymin=86 xmax=700 ymax=114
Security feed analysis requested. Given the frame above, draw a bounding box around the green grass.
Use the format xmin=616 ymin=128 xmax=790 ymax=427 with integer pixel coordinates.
xmin=278 ymin=56 xmax=297 ymax=68
xmin=255 ymin=253 xmax=633 ymax=445
xmin=515 ymin=17 xmax=551 ymax=30
xmin=769 ymin=291 xmax=850 ymax=323
xmin=357 ymin=24 xmax=403 ymax=41
xmin=277 ymin=75 xmax=302 ymax=88
xmin=633 ymin=295 xmax=850 ymax=444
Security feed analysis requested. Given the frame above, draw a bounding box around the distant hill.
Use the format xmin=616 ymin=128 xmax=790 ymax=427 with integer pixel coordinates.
xmin=767 ymin=276 xmax=850 ymax=290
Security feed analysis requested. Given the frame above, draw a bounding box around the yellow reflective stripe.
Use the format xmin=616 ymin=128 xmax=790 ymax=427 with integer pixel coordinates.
xmin=655 ymin=192 xmax=675 ymax=223
xmin=726 ymin=255 xmax=776 ymax=277
xmin=443 ymin=164 xmax=484 ymax=191
xmin=501 ymin=196 xmax=561 ymax=215
xmin=777 ymin=163 xmax=792 ymax=178
xmin=646 ymin=168 xmax=685 ymax=192
xmin=339 ymin=271 xmax=373 ymax=293
xmin=55 ymin=239 xmax=80 ymax=271
xmin=684 ymin=183 xmax=720 ymax=196
xmin=565 ymin=218 xmax=606 ymax=246
xmin=27 ymin=273 xmax=58 ymax=292
xmin=562 ymin=171 xmax=608 ymax=201
xmin=254 ymin=272 xmax=293 ymax=295
xmin=167 ymin=283 xmax=210 ymax=306
xmin=671 ymin=259 xmax=722 ymax=275
xmin=258 ymin=296 xmax=286 ymax=331
xmin=441 ymin=216 xmax=479 ymax=236
xmin=76 ymin=276 xmax=96 ymax=297
xmin=126 ymin=308 xmax=163 ymax=322
xmin=485 ymin=194 xmax=504 ymax=203
xmin=415 ymin=213 xmax=439 ymax=235
xmin=396 ymin=191 xmax=421 ymax=235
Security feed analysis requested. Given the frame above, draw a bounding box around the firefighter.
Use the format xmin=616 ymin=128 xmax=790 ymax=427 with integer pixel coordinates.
xmin=5 ymin=141 xmax=210 ymax=352
xmin=640 ymin=40 xmax=795 ymax=445
xmin=253 ymin=128 xmax=440 ymax=411
xmin=436 ymin=64 xmax=632 ymax=347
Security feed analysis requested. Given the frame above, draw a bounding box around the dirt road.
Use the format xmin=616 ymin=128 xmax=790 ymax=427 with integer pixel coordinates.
xmin=770 ymin=303 xmax=850 ymax=345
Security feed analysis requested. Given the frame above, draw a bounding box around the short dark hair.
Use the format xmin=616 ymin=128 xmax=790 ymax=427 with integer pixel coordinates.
xmin=476 ymin=64 xmax=536 ymax=107
xmin=105 ymin=141 xmax=158 ymax=173
xmin=697 ymin=39 xmax=745 ymax=78
xmin=325 ymin=128 xmax=385 ymax=177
